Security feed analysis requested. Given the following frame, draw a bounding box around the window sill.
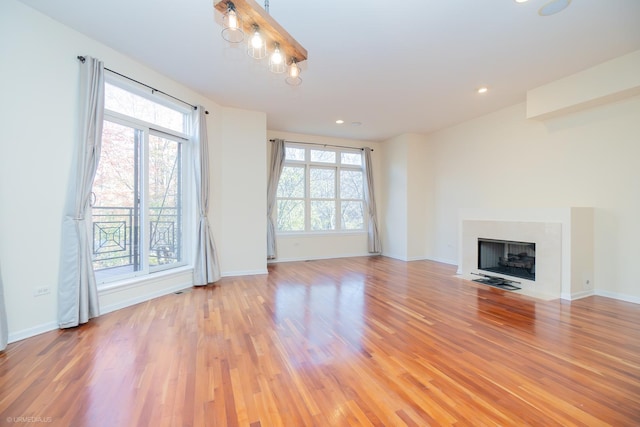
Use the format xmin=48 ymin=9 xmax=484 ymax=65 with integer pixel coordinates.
xmin=98 ymin=265 xmax=193 ymax=296
xmin=277 ymin=231 xmax=367 ymax=238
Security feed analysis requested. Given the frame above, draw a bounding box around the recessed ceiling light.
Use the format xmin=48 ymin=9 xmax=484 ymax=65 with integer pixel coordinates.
xmin=477 ymin=87 xmax=488 ymax=94
xmin=515 ymin=0 xmax=529 ymax=3
xmin=336 ymin=119 xmax=344 ymax=124
xmin=539 ymin=0 xmax=572 ymax=16
xmin=351 ymin=122 xmax=362 ymax=127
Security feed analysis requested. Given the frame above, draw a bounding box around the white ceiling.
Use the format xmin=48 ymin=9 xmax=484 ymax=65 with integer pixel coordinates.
xmin=19 ymin=0 xmax=640 ymax=141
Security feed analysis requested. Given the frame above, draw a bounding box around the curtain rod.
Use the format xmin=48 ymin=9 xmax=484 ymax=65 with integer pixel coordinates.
xmin=270 ymin=139 xmax=373 ymax=152
xmin=77 ymin=56 xmax=208 ymax=114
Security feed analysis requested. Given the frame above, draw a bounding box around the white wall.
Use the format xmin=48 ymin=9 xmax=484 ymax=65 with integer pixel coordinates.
xmin=266 ymin=130 xmax=381 ymax=262
xmin=527 ymin=49 xmax=640 ymax=119
xmin=424 ymin=95 xmax=640 ymax=301
xmin=406 ymin=136 xmax=434 ymax=261
xmin=380 ymin=134 xmax=435 ymax=261
xmin=0 ymin=0 xmax=267 ymax=341
xmin=380 ymin=136 xmax=408 ymax=260
xmin=219 ymin=108 xmax=267 ymax=275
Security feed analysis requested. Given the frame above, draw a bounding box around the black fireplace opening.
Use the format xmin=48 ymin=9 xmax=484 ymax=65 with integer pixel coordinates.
xmin=478 ymin=238 xmax=536 ymax=281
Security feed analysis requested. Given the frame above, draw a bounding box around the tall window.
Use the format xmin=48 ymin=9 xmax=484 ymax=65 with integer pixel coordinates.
xmin=277 ymin=144 xmax=365 ymax=233
xmin=92 ymin=81 xmax=191 ymax=283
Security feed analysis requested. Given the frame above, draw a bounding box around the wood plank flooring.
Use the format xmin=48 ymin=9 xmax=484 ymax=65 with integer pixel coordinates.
xmin=1 ymin=256 xmax=640 ymax=426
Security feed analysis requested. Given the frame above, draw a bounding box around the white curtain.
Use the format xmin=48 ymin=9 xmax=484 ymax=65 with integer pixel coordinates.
xmin=0 ymin=263 xmax=8 ymax=351
xmin=363 ymin=147 xmax=381 ymax=254
xmin=193 ymin=107 xmax=221 ymax=286
xmin=266 ymin=139 xmax=285 ymax=259
xmin=58 ymin=56 xmax=104 ymax=328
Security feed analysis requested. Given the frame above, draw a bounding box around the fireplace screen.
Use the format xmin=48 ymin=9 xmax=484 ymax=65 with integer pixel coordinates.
xmin=477 ymin=238 xmax=536 ymax=281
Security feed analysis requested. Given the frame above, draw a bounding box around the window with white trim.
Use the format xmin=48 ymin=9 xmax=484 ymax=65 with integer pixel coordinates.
xmin=91 ymin=79 xmax=192 ymax=283
xmin=276 ymin=144 xmax=365 ymax=233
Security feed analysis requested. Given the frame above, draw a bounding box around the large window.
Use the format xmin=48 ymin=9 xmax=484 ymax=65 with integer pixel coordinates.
xmin=276 ymin=144 xmax=365 ymax=233
xmin=92 ymin=81 xmax=191 ymax=283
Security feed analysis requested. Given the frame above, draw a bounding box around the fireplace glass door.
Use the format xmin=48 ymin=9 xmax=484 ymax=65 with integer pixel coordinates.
xmin=477 ymin=238 xmax=536 ymax=281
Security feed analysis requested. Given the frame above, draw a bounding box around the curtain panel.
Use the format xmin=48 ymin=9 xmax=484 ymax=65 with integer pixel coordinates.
xmin=266 ymin=139 xmax=285 ymax=259
xmin=193 ymin=107 xmax=221 ymax=286
xmin=363 ymin=147 xmax=381 ymax=254
xmin=58 ymin=56 xmax=104 ymax=328
xmin=0 ymin=263 xmax=8 ymax=351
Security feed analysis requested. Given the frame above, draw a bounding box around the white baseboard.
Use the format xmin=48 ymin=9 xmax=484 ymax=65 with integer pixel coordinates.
xmin=8 ymin=280 xmax=194 ymax=344
xmin=424 ymin=256 xmax=458 ymax=266
xmin=562 ymin=290 xmax=595 ymax=301
xmin=268 ymin=253 xmax=372 ymax=263
xmin=98 ymin=266 xmax=193 ymax=295
xmin=8 ymin=321 xmax=58 ymax=344
xmin=99 ymin=281 xmax=192 ymax=315
xmin=381 ymin=254 xmax=458 ymax=266
xmin=595 ymin=289 xmax=640 ymax=305
xmin=221 ymin=269 xmax=269 ymax=277
xmin=380 ymin=252 xmax=406 ymax=261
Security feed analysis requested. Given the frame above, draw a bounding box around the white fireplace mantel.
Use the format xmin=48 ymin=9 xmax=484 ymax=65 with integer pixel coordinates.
xmin=458 ymin=208 xmax=594 ymax=300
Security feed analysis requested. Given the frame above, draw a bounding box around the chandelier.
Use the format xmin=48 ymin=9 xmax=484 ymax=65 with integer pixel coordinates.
xmin=214 ymin=0 xmax=307 ymax=86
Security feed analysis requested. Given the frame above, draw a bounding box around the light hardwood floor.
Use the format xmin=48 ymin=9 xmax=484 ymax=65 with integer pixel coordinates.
xmin=1 ymin=257 xmax=639 ymax=426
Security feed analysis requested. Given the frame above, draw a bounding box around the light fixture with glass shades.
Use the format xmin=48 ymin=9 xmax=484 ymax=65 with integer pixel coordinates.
xmin=248 ymin=24 xmax=267 ymax=59
xmin=214 ymin=0 xmax=308 ymax=85
xmin=221 ymin=1 xmax=244 ymax=42
xmin=269 ymin=43 xmax=286 ymax=73
xmin=286 ymin=58 xmax=302 ymax=86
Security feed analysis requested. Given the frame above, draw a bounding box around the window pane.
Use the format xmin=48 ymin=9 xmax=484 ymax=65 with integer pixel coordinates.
xmin=341 ymin=152 xmax=362 ymax=166
xmin=92 ymin=121 xmax=140 ymax=276
xmin=340 ymin=170 xmax=363 ymax=199
xmin=277 ymin=166 xmax=305 ymax=198
xmin=311 ymin=201 xmax=335 ymax=230
xmin=148 ymin=134 xmax=182 ymax=267
xmin=310 ymin=149 xmax=336 ymax=163
xmin=277 ymin=200 xmax=305 ymax=231
xmin=310 ymin=168 xmax=335 ymax=198
xmin=276 ymin=143 xmax=365 ymax=235
xmin=285 ymin=147 xmax=305 ymax=161
xmin=342 ymin=201 xmax=364 ymax=230
xmin=105 ymin=83 xmax=185 ymax=133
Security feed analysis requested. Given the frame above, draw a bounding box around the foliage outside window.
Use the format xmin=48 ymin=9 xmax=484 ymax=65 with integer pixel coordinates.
xmin=276 ymin=144 xmax=365 ymax=233
xmin=92 ymin=81 xmax=191 ymax=283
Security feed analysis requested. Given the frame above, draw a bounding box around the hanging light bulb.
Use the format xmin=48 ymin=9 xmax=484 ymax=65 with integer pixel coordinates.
xmin=271 ymin=47 xmax=283 ymax=64
xmin=285 ymin=58 xmax=302 ymax=86
xmin=227 ymin=9 xmax=238 ymax=29
xmin=269 ymin=43 xmax=286 ymax=73
xmin=221 ymin=1 xmax=243 ymax=43
xmin=288 ymin=61 xmax=299 ymax=78
xmin=247 ymin=24 xmax=267 ymax=59
xmin=251 ymin=30 xmax=263 ymax=49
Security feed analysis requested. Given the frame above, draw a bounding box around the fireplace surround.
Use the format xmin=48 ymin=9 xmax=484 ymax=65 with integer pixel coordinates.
xmin=458 ymin=208 xmax=594 ymax=300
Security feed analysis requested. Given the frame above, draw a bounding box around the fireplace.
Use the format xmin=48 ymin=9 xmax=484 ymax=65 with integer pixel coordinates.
xmin=477 ymin=238 xmax=536 ymax=281
xmin=460 ymin=209 xmax=593 ymax=300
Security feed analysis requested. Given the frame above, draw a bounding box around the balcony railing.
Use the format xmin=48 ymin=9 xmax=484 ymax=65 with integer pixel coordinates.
xmin=92 ymin=206 xmax=181 ymax=273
